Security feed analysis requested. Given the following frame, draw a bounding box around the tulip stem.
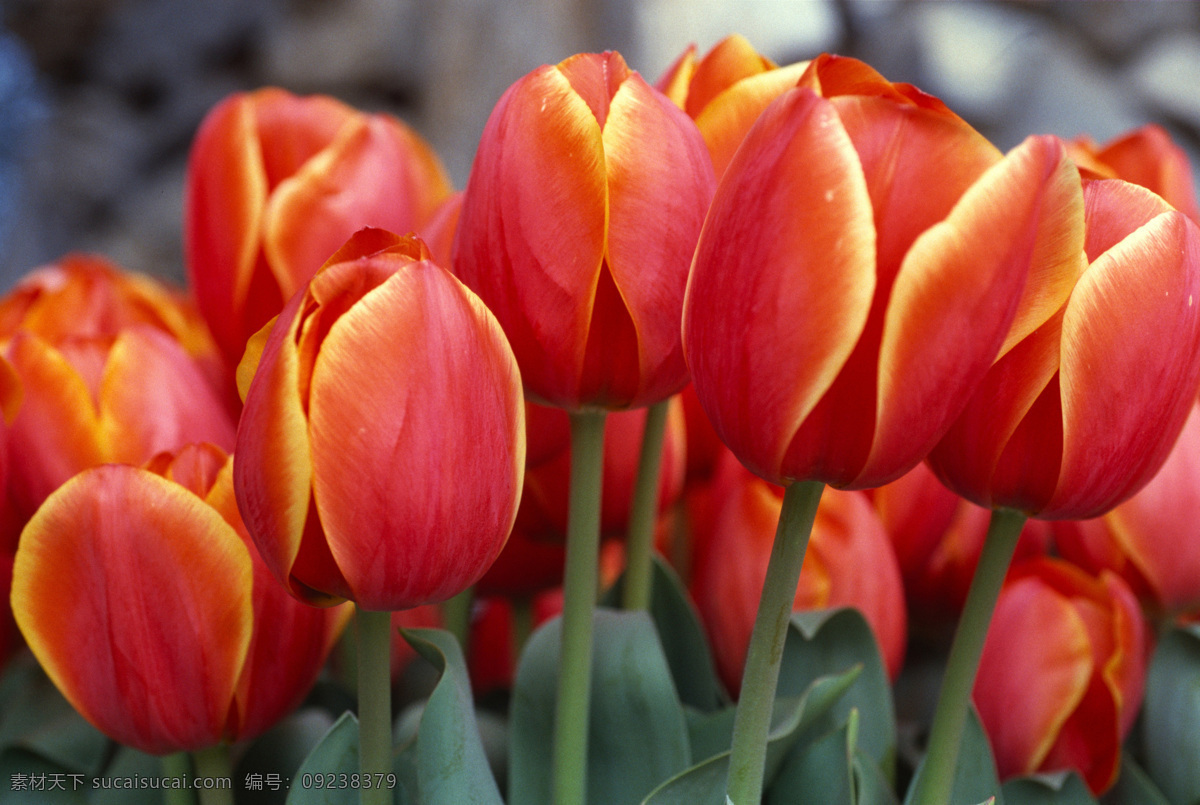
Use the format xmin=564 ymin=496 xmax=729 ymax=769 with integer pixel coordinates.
xmin=909 ymin=506 xmax=1026 ymax=805
xmin=553 ymin=409 xmax=607 ymax=805
xmin=443 ymin=586 xmax=474 ymax=651
xmin=725 ymin=479 xmax=824 ymax=805
xmin=356 ymin=606 xmax=393 ymax=805
xmin=191 ymin=744 xmax=234 ymax=805
xmin=162 ymin=752 xmax=193 ymax=805
xmin=622 ymin=399 xmax=670 ymax=611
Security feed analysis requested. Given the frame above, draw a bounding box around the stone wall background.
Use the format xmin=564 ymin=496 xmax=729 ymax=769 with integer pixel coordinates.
xmin=0 ymin=0 xmax=1197 ymax=290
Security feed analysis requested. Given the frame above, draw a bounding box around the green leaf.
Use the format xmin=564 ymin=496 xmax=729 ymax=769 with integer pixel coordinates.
xmin=90 ymin=747 xmax=173 ymax=805
xmin=904 ymin=707 xmax=1003 ymax=805
xmin=237 ymin=708 xmax=338 ymax=805
xmin=1001 ymin=772 xmax=1097 ymax=804
xmin=0 ymin=661 xmax=109 ymax=776
xmin=0 ymin=747 xmax=88 ymax=804
xmin=400 ymin=627 xmax=503 ymax=805
xmin=509 ymin=609 xmax=691 ymax=805
xmin=1140 ymin=623 xmax=1200 ymax=804
xmin=766 ymin=710 xmax=857 ymax=805
xmin=603 ymin=555 xmax=728 ymax=711
xmin=1099 ymin=754 xmax=1170 ymax=805
xmin=854 ymin=749 xmax=901 ymax=805
xmin=286 ymin=711 xmax=360 ymax=805
xmin=643 ymin=666 xmax=863 ymax=805
xmin=782 ymin=608 xmax=897 ymax=777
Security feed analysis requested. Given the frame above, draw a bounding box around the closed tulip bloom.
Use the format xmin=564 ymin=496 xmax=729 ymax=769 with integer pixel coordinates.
xmin=656 ymin=34 xmax=810 ymax=181
xmin=454 ymin=51 xmax=716 ymax=410
xmin=11 ymin=444 xmax=346 ymax=754
xmin=234 ymin=229 xmax=525 ymax=611
xmin=685 ymin=55 xmax=1075 ymax=489
xmin=1068 ymin=124 xmax=1200 ymax=223
xmin=690 ymin=463 xmax=907 ymax=692
xmin=1053 ymin=400 xmax=1200 ymax=618
xmin=929 ymin=175 xmax=1200 ymax=519
xmin=186 ymin=88 xmax=453 ymax=365
xmin=973 ymin=558 xmax=1146 ymax=793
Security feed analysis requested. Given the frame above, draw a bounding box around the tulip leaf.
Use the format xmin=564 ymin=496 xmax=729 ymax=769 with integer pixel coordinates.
xmin=508 ymin=609 xmax=691 ymax=805
xmin=92 ymin=747 xmax=175 ymax=805
xmin=236 ymin=708 xmax=339 ymax=805
xmin=0 ymin=747 xmax=88 ymax=804
xmin=603 ymin=555 xmax=728 ymax=711
xmin=398 ymin=627 xmax=503 ymax=804
xmin=854 ymin=749 xmax=902 ymax=805
xmin=0 ymin=658 xmax=109 ymax=777
xmin=1001 ymin=772 xmax=1097 ymax=804
xmin=766 ymin=710 xmax=856 ymax=804
xmin=643 ymin=666 xmax=862 ymax=804
xmin=1098 ymin=754 xmax=1169 ymax=805
xmin=1140 ymin=623 xmax=1200 ymax=804
xmin=783 ymin=608 xmax=897 ymax=777
xmin=903 ymin=706 xmax=1003 ymax=805
xmin=286 ymin=711 xmax=360 ymax=805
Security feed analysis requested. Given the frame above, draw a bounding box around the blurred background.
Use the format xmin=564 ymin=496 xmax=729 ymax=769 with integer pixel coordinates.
xmin=0 ymin=0 xmax=1197 ymax=289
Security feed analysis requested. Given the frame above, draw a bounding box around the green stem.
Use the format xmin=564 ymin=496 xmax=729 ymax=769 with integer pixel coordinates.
xmin=442 ymin=586 xmax=474 ymax=651
xmin=191 ymin=744 xmax=234 ymax=805
xmin=621 ymin=399 xmax=670 ymax=610
xmin=725 ymin=480 xmax=825 ymax=805
xmin=356 ymin=606 xmax=393 ymax=805
xmin=162 ymin=752 xmax=194 ymax=805
xmin=910 ymin=507 xmax=1027 ymax=805
xmin=552 ymin=409 xmax=607 ymax=805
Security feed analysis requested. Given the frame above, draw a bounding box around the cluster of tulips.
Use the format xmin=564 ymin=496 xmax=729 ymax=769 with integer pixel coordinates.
xmin=3 ymin=33 xmax=1200 ymax=805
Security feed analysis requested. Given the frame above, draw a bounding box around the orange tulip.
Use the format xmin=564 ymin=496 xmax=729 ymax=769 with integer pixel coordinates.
xmin=973 ymin=558 xmax=1146 ymax=794
xmin=690 ymin=462 xmax=906 ymax=693
xmin=185 ymin=88 xmax=453 ymax=365
xmin=11 ymin=444 xmax=347 ymax=755
xmin=656 ymin=34 xmax=810 ymax=181
xmin=1068 ymin=124 xmax=1200 ymax=223
xmin=929 ymin=173 xmax=1200 ymax=519
xmin=234 ymin=229 xmax=525 ymax=611
xmin=1053 ymin=400 xmax=1200 ymax=618
xmin=454 ymin=51 xmax=715 ymax=410
xmin=685 ymin=55 xmax=1071 ymax=490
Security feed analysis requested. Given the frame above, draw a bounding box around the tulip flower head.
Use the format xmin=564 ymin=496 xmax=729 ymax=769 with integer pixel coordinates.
xmin=685 ymin=55 xmax=1074 ymax=490
xmin=454 ymin=51 xmax=716 ymax=410
xmin=1068 ymin=124 xmax=1200 ymax=224
xmin=11 ymin=444 xmax=346 ymax=755
xmin=234 ymin=229 xmax=525 ymax=611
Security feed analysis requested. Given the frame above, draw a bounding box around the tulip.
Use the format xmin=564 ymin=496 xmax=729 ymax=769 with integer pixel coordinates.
xmin=185 ymin=88 xmax=453 ymax=365
xmin=973 ymin=558 xmax=1146 ymax=794
xmin=1068 ymin=124 xmax=1200 ymax=223
xmin=10 ymin=443 xmax=347 ymax=756
xmin=454 ymin=50 xmax=715 ymax=410
xmin=1053 ymin=400 xmax=1200 ymax=619
xmin=690 ymin=462 xmax=907 ymax=693
xmin=656 ymin=34 xmax=810 ymax=181
xmin=234 ymin=228 xmax=525 ymax=611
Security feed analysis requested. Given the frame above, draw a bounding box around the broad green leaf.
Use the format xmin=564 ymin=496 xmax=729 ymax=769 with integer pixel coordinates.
xmin=236 ymin=708 xmax=337 ymax=805
xmin=400 ymin=628 xmax=503 ymax=804
xmin=0 ymin=662 xmax=109 ymax=776
xmin=1099 ymin=754 xmax=1170 ymax=805
xmin=855 ymin=749 xmax=902 ymax=805
xmin=509 ymin=609 xmax=691 ymax=805
xmin=286 ymin=711 xmax=359 ymax=805
xmin=1001 ymin=772 xmax=1097 ymax=804
xmin=604 ymin=555 xmax=728 ymax=711
xmin=0 ymin=747 xmax=88 ymax=804
xmin=904 ymin=707 xmax=1003 ymax=805
xmin=783 ymin=608 xmax=897 ymax=777
xmin=1141 ymin=624 xmax=1200 ymax=804
xmin=766 ymin=710 xmax=857 ymax=804
xmin=643 ymin=666 xmax=862 ymax=804
xmin=91 ymin=747 xmax=175 ymax=805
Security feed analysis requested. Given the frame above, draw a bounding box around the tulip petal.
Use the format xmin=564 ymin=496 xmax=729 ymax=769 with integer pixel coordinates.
xmin=1051 ymin=207 xmax=1200 ymax=518
xmin=863 ymin=137 xmax=1070 ymax=486
xmin=263 ymin=115 xmax=452 ymax=302
xmin=11 ymin=466 xmax=253 ymax=755
xmin=454 ymin=65 xmax=607 ymax=407
xmin=1081 ymin=178 xmax=1175 ymax=263
xmin=683 ymin=34 xmax=776 ymax=120
xmin=308 ymin=263 xmax=524 ymax=610
xmin=684 ymin=88 xmax=875 ymax=484
xmin=602 ymin=74 xmax=715 ymax=406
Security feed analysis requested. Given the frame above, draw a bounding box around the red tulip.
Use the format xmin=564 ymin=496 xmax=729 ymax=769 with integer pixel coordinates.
xmin=1068 ymin=124 xmax=1200 ymax=223
xmin=929 ymin=174 xmax=1200 ymax=519
xmin=973 ymin=558 xmax=1146 ymax=793
xmin=185 ymin=88 xmax=453 ymax=365
xmin=234 ymin=229 xmax=525 ymax=611
xmin=685 ymin=55 xmax=1072 ymax=490
xmin=454 ymin=51 xmax=715 ymax=410
xmin=656 ymin=34 xmax=810 ymax=181
xmin=690 ymin=462 xmax=906 ymax=693
xmin=871 ymin=462 xmax=1051 ymax=634
xmin=1053 ymin=400 xmax=1200 ymax=617
xmin=11 ymin=444 xmax=347 ymax=755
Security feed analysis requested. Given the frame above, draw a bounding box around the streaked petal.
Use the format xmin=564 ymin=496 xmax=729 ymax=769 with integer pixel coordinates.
xmin=11 ymin=466 xmax=253 ymax=755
